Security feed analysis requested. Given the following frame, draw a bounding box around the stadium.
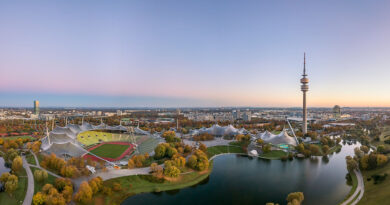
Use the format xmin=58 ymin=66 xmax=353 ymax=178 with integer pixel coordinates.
xmin=40 ymin=122 xmax=161 ymax=164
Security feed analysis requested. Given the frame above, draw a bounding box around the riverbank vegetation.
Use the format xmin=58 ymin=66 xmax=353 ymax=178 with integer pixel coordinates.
xmin=88 ymin=167 xmax=212 ymax=205
xmin=260 ymin=150 xmax=288 ymax=159
xmin=266 ymin=192 xmax=304 ymax=205
xmin=344 ymin=123 xmax=390 ymax=205
xmin=206 ymin=145 xmax=245 ymax=158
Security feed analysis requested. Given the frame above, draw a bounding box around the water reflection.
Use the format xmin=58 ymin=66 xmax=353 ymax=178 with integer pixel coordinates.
xmin=123 ymin=142 xmax=360 ymax=205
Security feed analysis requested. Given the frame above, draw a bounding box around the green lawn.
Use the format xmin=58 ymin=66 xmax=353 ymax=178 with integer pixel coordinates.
xmin=30 ymin=167 xmax=57 ymax=194
xmin=357 ymin=161 xmax=390 ymax=205
xmin=0 ymin=167 xmax=28 ymax=205
xmin=2 ymin=136 xmax=35 ymax=141
xmin=228 ymin=141 xmax=250 ymax=147
xmin=25 ymin=153 xmax=36 ymax=165
xmin=259 ymin=150 xmax=288 ymax=159
xmin=207 ymin=145 xmax=244 ymax=158
xmin=340 ymin=171 xmax=358 ymax=204
xmin=90 ymin=143 xmax=130 ymax=158
xmin=91 ymin=167 xmax=212 ymax=205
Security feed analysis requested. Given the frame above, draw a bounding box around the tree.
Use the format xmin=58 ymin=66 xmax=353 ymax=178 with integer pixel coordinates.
xmin=154 ymin=144 xmax=167 ymax=159
xmin=256 ymin=138 xmax=264 ymax=145
xmin=4 ymin=149 xmax=19 ymax=162
xmin=0 ymin=172 xmax=10 ymax=183
xmin=32 ymin=192 xmax=46 ymax=205
xmin=162 ymin=131 xmax=180 ymax=142
xmin=187 ymin=155 xmax=197 ymax=169
xmin=164 ymin=166 xmax=180 ymax=178
xmin=360 ymin=145 xmax=369 ymax=154
xmin=360 ymin=155 xmax=369 ymax=170
xmin=199 ymin=143 xmax=207 ymax=153
xmin=296 ymin=144 xmax=305 ymax=153
xmin=309 ymin=145 xmax=321 ymax=156
xmin=62 ymin=186 xmax=73 ymax=203
xmin=5 ymin=174 xmax=18 ymax=196
xmin=377 ymin=145 xmax=386 ymax=154
xmin=186 ymin=150 xmax=209 ymax=171
xmin=346 ymin=156 xmax=358 ymax=172
xmin=377 ymin=154 xmax=388 ymax=167
xmin=354 ymin=147 xmax=364 ymax=158
xmin=262 ymin=144 xmax=271 ymax=153
xmin=166 ymin=147 xmax=178 ymax=158
xmin=322 ymin=145 xmax=330 ymax=154
xmin=286 ymin=192 xmax=304 ymax=205
xmin=128 ymin=159 xmax=135 ymax=169
xmin=88 ymin=177 xmax=103 ymax=194
xmin=54 ymin=178 xmax=72 ymax=192
xmin=74 ymin=181 xmax=93 ymax=204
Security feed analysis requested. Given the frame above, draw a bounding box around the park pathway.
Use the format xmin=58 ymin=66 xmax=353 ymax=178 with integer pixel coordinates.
xmin=22 ymin=156 xmax=34 ymax=205
xmin=341 ymin=169 xmax=364 ymax=205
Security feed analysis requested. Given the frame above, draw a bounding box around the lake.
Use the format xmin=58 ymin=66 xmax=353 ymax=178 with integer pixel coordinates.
xmin=123 ymin=142 xmax=359 ymax=205
xmin=0 ymin=157 xmax=10 ymax=175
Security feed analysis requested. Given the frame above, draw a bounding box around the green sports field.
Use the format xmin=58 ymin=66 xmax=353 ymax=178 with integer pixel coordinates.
xmin=89 ymin=143 xmax=130 ymax=158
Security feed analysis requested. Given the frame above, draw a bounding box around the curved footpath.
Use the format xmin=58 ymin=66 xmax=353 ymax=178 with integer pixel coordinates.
xmin=341 ymin=169 xmax=364 ymax=205
xmin=209 ymin=153 xmax=247 ymax=161
xmin=22 ymin=156 xmax=34 ymax=205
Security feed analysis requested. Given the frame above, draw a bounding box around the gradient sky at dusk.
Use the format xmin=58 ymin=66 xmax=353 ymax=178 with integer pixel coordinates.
xmin=1 ymin=0 xmax=390 ymax=107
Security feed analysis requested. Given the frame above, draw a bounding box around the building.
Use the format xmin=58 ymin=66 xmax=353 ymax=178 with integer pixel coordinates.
xmin=242 ymin=111 xmax=252 ymax=121
xmin=300 ymin=53 xmax=309 ymax=134
xmin=34 ymin=100 xmax=40 ymax=115
xmin=232 ymin=110 xmax=241 ymax=120
xmin=333 ymin=105 xmax=341 ymax=119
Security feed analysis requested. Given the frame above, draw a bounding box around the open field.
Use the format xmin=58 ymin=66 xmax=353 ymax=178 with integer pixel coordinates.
xmin=259 ymin=150 xmax=288 ymax=159
xmin=77 ymin=131 xmax=138 ymax=146
xmin=357 ymin=156 xmax=390 ymax=204
xmin=207 ymin=145 xmax=245 ymax=158
xmin=30 ymin=167 xmax=58 ymax=194
xmin=1 ymin=135 xmax=35 ymax=141
xmin=0 ymin=167 xmax=28 ymax=205
xmin=91 ymin=167 xmax=212 ymax=205
xmin=89 ymin=143 xmax=131 ymax=159
xmin=25 ymin=152 xmax=36 ymax=165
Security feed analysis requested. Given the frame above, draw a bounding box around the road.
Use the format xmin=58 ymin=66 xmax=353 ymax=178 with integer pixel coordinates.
xmin=22 ymin=156 xmax=34 ymax=205
xmin=341 ymin=169 xmax=364 ymax=205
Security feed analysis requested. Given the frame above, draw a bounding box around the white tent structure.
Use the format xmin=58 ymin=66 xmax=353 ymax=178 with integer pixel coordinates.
xmin=190 ymin=124 xmax=246 ymax=137
xmin=257 ymin=129 xmax=298 ymax=147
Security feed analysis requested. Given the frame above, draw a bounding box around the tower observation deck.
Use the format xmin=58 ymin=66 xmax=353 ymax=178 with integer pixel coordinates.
xmin=300 ymin=53 xmax=309 ymax=134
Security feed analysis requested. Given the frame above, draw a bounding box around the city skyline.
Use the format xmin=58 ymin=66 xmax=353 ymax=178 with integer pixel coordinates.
xmin=2 ymin=1 xmax=390 ymax=107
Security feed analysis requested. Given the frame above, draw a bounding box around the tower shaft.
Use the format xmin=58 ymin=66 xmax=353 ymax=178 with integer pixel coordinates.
xmin=302 ymin=91 xmax=307 ymax=134
xmin=300 ymin=53 xmax=309 ymax=135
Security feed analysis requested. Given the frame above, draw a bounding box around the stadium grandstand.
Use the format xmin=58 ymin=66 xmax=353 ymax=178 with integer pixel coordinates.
xmin=41 ymin=122 xmax=162 ymax=164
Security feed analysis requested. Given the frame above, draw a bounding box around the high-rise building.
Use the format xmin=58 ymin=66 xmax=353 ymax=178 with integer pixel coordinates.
xmin=232 ymin=110 xmax=241 ymax=120
xmin=33 ymin=100 xmax=40 ymax=115
xmin=300 ymin=53 xmax=309 ymax=134
xmin=243 ymin=111 xmax=252 ymax=122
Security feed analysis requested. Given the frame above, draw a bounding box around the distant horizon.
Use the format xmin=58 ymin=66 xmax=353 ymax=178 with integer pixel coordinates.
xmin=2 ymin=1 xmax=390 ymax=107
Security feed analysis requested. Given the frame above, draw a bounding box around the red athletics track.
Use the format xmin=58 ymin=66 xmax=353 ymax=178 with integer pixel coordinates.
xmin=83 ymin=141 xmax=135 ymax=162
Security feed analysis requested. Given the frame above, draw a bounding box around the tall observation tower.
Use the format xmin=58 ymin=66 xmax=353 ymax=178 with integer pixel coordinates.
xmin=300 ymin=53 xmax=309 ymax=134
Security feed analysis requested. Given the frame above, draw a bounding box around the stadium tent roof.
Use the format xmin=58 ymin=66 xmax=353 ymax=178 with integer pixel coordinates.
xmin=191 ymin=124 xmax=245 ymax=136
xmin=41 ymin=122 xmax=129 ymax=158
xmin=257 ymin=129 xmax=297 ymax=146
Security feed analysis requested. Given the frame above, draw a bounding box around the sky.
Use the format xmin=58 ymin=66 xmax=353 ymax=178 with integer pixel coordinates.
xmin=1 ymin=0 xmax=390 ymax=108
